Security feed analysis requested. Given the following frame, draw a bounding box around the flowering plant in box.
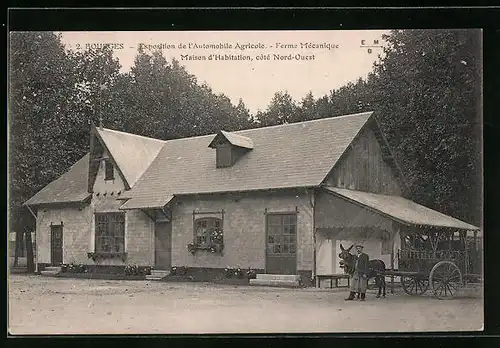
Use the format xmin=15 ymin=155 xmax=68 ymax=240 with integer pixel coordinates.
xmin=210 ymin=228 xmax=223 ymax=243
xmin=208 ymin=228 xmax=224 ymax=254
xmin=209 ymin=243 xmax=224 ymax=253
xmin=187 ymin=243 xmax=197 ymax=254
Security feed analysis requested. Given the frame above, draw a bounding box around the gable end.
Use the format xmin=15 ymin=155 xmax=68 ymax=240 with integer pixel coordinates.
xmin=321 ymin=115 xmax=409 ymax=196
xmin=87 ymin=124 xmax=131 ymax=192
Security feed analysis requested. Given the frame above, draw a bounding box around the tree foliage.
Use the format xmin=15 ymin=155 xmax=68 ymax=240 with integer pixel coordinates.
xmin=9 ymin=32 xmax=77 ymax=235
xmin=371 ymin=29 xmax=482 ymax=225
xmin=253 ymin=29 xmax=481 ymax=225
xmin=8 ymin=34 xmax=254 ymax=241
xmin=258 ymin=91 xmax=298 ymax=126
xmin=9 ymin=29 xmax=481 ymax=255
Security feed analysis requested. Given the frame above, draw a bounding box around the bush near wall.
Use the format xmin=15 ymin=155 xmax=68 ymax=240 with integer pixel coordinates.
xmin=56 ymin=263 xmax=151 ymax=279
xmin=124 ymin=264 xmax=152 ymax=276
xmin=60 ymin=263 xmax=88 ymax=274
xmin=164 ymin=266 xmax=259 ymax=284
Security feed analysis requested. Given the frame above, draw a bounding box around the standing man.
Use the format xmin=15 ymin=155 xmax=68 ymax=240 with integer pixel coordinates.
xmin=345 ymin=244 xmax=370 ymax=301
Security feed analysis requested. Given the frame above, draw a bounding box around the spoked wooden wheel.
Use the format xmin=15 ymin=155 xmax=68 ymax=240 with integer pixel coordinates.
xmin=429 ymin=261 xmax=463 ymax=300
xmin=401 ymin=275 xmax=429 ymax=296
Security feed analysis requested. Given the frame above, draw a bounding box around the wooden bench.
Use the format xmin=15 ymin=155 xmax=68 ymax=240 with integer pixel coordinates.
xmin=316 ymin=274 xmax=350 ymax=288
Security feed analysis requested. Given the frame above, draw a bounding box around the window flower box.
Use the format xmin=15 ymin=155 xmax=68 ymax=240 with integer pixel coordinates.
xmin=87 ymin=251 xmax=127 ymax=262
xmin=187 ymin=242 xmax=224 ymax=255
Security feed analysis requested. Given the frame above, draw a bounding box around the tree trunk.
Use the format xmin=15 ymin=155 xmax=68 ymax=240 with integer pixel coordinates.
xmin=13 ymin=230 xmax=24 ymax=267
xmin=25 ymin=229 xmax=35 ymax=273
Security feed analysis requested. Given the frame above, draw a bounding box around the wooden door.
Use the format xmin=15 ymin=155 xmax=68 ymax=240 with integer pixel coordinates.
xmin=266 ymin=213 xmax=297 ymax=274
xmin=155 ymin=221 xmax=172 ymax=270
xmin=50 ymin=225 xmax=63 ymax=265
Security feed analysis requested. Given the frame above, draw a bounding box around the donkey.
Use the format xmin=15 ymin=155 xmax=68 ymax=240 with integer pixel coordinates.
xmin=338 ymin=244 xmax=387 ymax=298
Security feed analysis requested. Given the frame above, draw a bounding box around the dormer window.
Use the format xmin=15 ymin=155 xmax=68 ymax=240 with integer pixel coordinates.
xmin=105 ymin=159 xmax=114 ymax=180
xmin=208 ymin=130 xmax=253 ymax=168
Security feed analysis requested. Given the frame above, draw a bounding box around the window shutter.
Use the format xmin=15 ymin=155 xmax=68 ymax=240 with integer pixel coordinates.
xmin=105 ymin=160 xmax=114 ymax=180
xmin=89 ymin=213 xmax=96 ymax=253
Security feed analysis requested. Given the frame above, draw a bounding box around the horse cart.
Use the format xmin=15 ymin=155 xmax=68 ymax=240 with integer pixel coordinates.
xmin=382 ymin=227 xmax=482 ymax=300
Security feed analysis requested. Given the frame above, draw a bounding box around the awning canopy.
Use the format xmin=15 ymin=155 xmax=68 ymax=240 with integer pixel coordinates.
xmin=323 ymin=187 xmax=480 ymax=231
xmin=119 ymin=195 xmax=174 ymax=210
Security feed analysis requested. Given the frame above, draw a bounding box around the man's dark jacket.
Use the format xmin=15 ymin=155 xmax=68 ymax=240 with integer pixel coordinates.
xmin=355 ymin=253 xmax=369 ymax=275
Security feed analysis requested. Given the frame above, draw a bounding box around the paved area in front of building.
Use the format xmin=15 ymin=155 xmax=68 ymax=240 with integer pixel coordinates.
xmin=8 ymin=275 xmax=483 ymax=334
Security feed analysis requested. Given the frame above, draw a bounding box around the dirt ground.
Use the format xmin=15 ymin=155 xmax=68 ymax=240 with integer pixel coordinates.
xmin=8 ymin=275 xmax=483 ymax=335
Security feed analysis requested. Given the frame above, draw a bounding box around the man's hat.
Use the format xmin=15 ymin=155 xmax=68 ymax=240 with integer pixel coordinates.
xmin=355 ymin=244 xmax=364 ymax=248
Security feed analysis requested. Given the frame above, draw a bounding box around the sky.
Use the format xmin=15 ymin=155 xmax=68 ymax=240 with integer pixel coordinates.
xmin=60 ymin=30 xmax=389 ymax=114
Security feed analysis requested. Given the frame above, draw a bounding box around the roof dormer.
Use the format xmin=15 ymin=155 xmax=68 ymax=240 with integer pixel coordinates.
xmin=208 ymin=130 xmax=253 ymax=168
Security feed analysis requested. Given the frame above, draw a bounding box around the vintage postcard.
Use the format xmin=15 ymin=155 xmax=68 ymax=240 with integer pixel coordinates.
xmin=8 ymin=29 xmax=483 ymax=334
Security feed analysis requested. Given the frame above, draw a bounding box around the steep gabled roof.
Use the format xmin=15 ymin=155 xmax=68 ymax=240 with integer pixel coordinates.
xmin=24 ymin=112 xmax=376 ymax=208
xmin=95 ymin=127 xmax=166 ymax=188
xmin=120 ymin=112 xmax=373 ymax=209
xmin=24 ymin=153 xmax=91 ymax=206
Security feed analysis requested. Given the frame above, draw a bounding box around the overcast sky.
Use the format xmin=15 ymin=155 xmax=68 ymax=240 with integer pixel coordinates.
xmin=60 ymin=30 xmax=389 ymax=113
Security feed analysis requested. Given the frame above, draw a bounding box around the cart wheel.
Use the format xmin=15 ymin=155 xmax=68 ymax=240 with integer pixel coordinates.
xmin=429 ymin=261 xmax=463 ymax=300
xmin=401 ymin=275 xmax=429 ymax=296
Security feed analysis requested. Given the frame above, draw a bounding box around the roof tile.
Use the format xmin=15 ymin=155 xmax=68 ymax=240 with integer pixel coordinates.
xmin=24 ymin=153 xmax=91 ymax=206
xmin=120 ymin=112 xmax=372 ymax=209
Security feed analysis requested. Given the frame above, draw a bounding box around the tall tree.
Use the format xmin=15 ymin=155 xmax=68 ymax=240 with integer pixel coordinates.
xmin=9 ymin=32 xmax=77 ymax=271
xmin=10 ymin=35 xmax=259 ymax=269
xmin=259 ymin=91 xmax=298 ymax=126
xmin=234 ymin=98 xmax=253 ymax=129
xmin=294 ymin=91 xmax=316 ymax=122
xmin=67 ymin=46 xmax=122 ymax=153
xmin=118 ymin=51 xmax=255 ymax=139
xmin=253 ymin=29 xmax=481 ymax=225
xmin=369 ymin=29 xmax=481 ymax=224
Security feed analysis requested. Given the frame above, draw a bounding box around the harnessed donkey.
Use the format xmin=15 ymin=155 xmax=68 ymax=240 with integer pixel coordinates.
xmin=338 ymin=244 xmax=387 ymax=298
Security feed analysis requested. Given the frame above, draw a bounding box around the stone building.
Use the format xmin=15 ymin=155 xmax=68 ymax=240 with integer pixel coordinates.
xmin=24 ymin=111 xmax=478 ymax=285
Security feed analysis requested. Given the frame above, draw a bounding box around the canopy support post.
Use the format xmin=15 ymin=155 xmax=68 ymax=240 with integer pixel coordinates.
xmin=390 ymin=222 xmax=399 ymax=295
xmin=464 ymin=230 xmax=469 ymax=277
xmin=428 ymin=228 xmax=439 ymax=259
